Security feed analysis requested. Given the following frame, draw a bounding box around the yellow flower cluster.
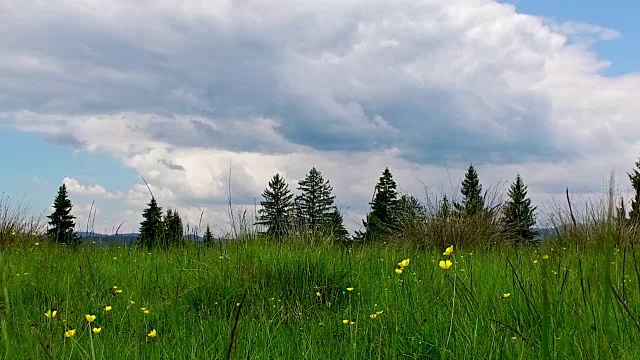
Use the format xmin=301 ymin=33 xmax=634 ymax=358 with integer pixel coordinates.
xmin=395 ymin=258 xmax=410 ymax=274
xmin=439 ymin=245 xmax=454 ymax=270
xmin=47 ymin=286 xmax=157 ymax=340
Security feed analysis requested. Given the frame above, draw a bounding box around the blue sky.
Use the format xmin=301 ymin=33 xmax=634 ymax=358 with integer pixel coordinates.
xmin=1 ymin=0 xmax=639 ymax=234
xmin=503 ymin=0 xmax=639 ymax=76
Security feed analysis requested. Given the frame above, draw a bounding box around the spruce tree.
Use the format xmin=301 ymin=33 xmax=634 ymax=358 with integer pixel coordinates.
xmin=321 ymin=207 xmax=350 ymax=242
xmin=163 ymin=209 xmax=184 ymax=247
xmin=438 ymin=194 xmax=452 ymax=219
xmin=458 ymin=164 xmax=485 ymax=216
xmin=296 ymin=167 xmax=336 ymax=233
xmin=136 ymin=197 xmax=164 ymax=249
xmin=256 ymin=173 xmax=294 ymax=240
xmin=502 ymin=174 xmax=538 ymax=243
xmin=203 ymin=225 xmax=214 ymax=245
xmin=47 ymin=184 xmax=79 ymax=245
xmin=628 ymin=157 xmax=640 ymax=222
xmin=362 ymin=167 xmax=399 ymax=241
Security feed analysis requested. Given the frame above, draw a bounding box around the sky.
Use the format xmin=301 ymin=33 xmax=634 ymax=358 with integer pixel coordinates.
xmin=1 ymin=0 xmax=639 ymax=236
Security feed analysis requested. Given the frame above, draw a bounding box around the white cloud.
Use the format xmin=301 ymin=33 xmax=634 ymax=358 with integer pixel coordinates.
xmin=2 ymin=0 xmax=639 ymax=233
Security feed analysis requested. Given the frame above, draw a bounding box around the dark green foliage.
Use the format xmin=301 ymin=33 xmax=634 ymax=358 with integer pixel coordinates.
xmin=320 ymin=207 xmax=350 ymax=242
xmin=628 ymin=157 xmax=640 ymax=222
xmin=502 ymin=174 xmax=537 ymax=243
xmin=256 ymin=173 xmax=294 ymax=240
xmin=296 ymin=167 xmax=336 ymax=232
xmin=438 ymin=194 xmax=452 ymax=219
xmin=361 ymin=167 xmax=399 ymax=241
xmin=396 ymin=194 xmax=426 ymax=228
xmin=203 ymin=225 xmax=214 ymax=245
xmin=164 ymin=209 xmax=184 ymax=247
xmin=457 ymin=164 xmax=485 ymax=216
xmin=136 ymin=197 xmax=164 ymax=249
xmin=46 ymin=184 xmax=79 ymax=245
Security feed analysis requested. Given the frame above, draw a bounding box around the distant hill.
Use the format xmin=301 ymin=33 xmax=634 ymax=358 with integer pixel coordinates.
xmin=75 ymin=231 xmax=209 ymax=245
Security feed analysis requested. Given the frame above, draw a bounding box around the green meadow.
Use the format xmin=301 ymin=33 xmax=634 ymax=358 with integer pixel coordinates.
xmin=1 ymin=234 xmax=639 ymax=359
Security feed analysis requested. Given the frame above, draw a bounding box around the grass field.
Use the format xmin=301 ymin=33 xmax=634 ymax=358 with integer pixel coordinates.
xmin=1 ymin=232 xmax=639 ymax=359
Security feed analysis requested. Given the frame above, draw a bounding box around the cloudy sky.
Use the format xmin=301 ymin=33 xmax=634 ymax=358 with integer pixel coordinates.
xmin=1 ymin=0 xmax=639 ymax=236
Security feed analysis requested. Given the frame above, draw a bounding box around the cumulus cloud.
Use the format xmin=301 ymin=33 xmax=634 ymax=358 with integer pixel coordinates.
xmin=2 ymin=0 xmax=639 ymax=233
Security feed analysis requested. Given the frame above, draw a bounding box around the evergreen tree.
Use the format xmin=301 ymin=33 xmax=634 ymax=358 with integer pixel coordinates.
xmin=163 ymin=209 xmax=184 ymax=247
xmin=203 ymin=224 xmax=214 ymax=245
xmin=396 ymin=194 xmax=425 ymax=228
xmin=321 ymin=207 xmax=350 ymax=242
xmin=136 ymin=197 xmax=164 ymax=249
xmin=296 ymin=167 xmax=336 ymax=232
xmin=46 ymin=184 xmax=79 ymax=245
xmin=256 ymin=173 xmax=294 ymax=240
xmin=362 ymin=167 xmax=399 ymax=241
xmin=438 ymin=194 xmax=452 ymax=219
xmin=629 ymin=157 xmax=640 ymax=222
xmin=502 ymin=174 xmax=538 ymax=243
xmin=458 ymin=164 xmax=485 ymax=216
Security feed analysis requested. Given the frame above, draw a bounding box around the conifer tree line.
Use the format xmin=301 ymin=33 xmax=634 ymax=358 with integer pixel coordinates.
xmin=42 ymin=153 xmax=640 ymax=247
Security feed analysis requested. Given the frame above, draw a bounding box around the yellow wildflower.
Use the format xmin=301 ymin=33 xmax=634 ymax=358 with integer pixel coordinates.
xmin=369 ymin=313 xmax=378 ymax=320
xmin=346 ymin=287 xmax=354 ymax=292
xmin=502 ymin=293 xmax=511 ymax=299
xmin=533 ymin=260 xmax=538 ymax=264
xmin=105 ymin=305 xmax=112 ymax=312
xmin=140 ymin=308 xmax=150 ymax=315
xmin=34 ymin=242 xmax=40 ymax=246
xmin=147 ymin=329 xmax=158 ymax=339
xmin=395 ymin=268 xmax=403 ymax=275
xmin=316 ymin=292 xmax=321 ymax=297
xmin=342 ymin=319 xmax=349 ymax=324
xmin=397 ymin=258 xmax=410 ymax=268
xmin=542 ymin=255 xmax=550 ymax=260
xmin=64 ymin=329 xmax=76 ymax=338
xmin=114 ymin=289 xmax=123 ymax=294
xmin=439 ymin=260 xmax=452 ymax=270
xmin=85 ymin=314 xmax=96 ymax=323
xmin=92 ymin=327 xmax=102 ymax=334
xmin=130 ymin=300 xmax=135 ymax=305
xmin=443 ymin=245 xmax=454 ymax=256
xmin=45 ymin=310 xmax=57 ymax=319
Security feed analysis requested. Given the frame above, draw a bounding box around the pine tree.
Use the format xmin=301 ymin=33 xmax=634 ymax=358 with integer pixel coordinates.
xmin=46 ymin=184 xmax=79 ymax=245
xmin=321 ymin=207 xmax=350 ymax=242
xmin=628 ymin=157 xmax=640 ymax=222
xmin=256 ymin=173 xmax=294 ymax=240
xmin=502 ymin=174 xmax=538 ymax=243
xmin=136 ymin=197 xmax=164 ymax=249
xmin=458 ymin=164 xmax=485 ymax=216
xmin=163 ymin=209 xmax=184 ymax=247
xmin=203 ymin=224 xmax=214 ymax=245
xmin=362 ymin=167 xmax=399 ymax=241
xmin=296 ymin=167 xmax=336 ymax=233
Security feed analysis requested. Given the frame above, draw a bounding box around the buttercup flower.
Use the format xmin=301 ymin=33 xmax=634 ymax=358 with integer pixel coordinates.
xmin=397 ymin=259 xmax=410 ymax=268
xmin=443 ymin=245 xmax=454 ymax=256
xmin=147 ymin=329 xmax=158 ymax=339
xmin=439 ymin=260 xmax=452 ymax=270
xmin=542 ymin=255 xmax=550 ymax=260
xmin=502 ymin=293 xmax=511 ymax=299
xmin=92 ymin=327 xmax=102 ymax=334
xmin=85 ymin=314 xmax=96 ymax=323
xmin=395 ymin=268 xmax=403 ymax=275
xmin=342 ymin=319 xmax=349 ymax=324
xmin=64 ymin=329 xmax=76 ymax=338
xmin=346 ymin=288 xmax=354 ymax=292
xmin=105 ymin=305 xmax=112 ymax=312
xmin=45 ymin=310 xmax=57 ymax=319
